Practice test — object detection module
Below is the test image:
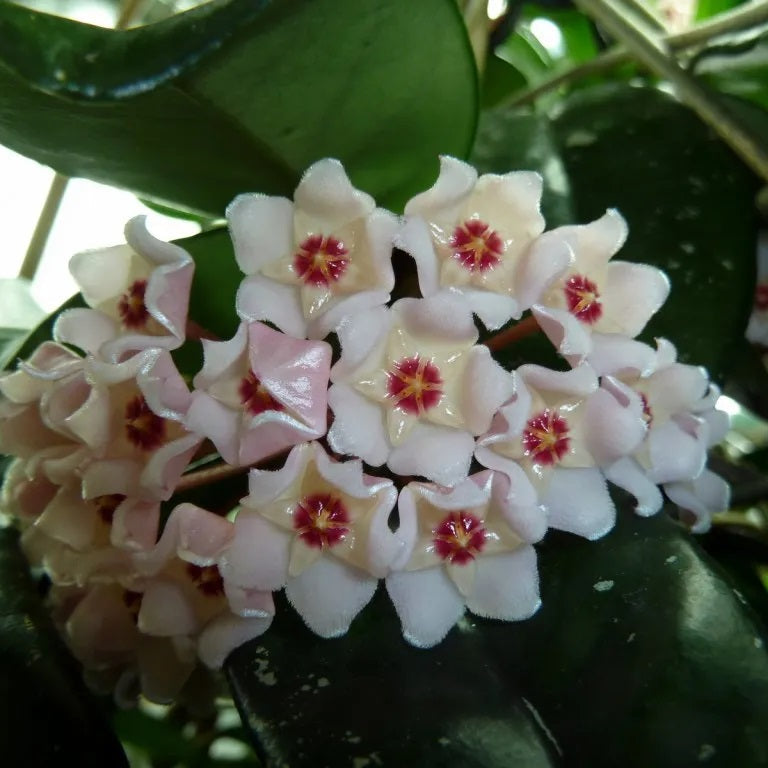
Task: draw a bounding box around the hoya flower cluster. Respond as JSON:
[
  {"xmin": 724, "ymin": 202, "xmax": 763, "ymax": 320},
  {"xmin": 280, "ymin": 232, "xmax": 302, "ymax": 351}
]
[{"xmin": 0, "ymin": 157, "xmax": 729, "ymax": 703}]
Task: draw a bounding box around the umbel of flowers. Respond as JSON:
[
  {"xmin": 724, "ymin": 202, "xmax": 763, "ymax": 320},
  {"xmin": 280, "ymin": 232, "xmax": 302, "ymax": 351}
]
[{"xmin": 0, "ymin": 157, "xmax": 729, "ymax": 704}]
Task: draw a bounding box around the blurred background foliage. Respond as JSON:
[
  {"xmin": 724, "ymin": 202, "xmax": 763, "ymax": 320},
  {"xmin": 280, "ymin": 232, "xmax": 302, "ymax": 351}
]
[{"xmin": 3, "ymin": 0, "xmax": 768, "ymax": 765}]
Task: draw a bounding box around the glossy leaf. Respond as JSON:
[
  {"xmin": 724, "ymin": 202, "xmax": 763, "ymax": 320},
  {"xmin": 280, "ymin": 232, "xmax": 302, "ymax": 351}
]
[
  {"xmin": 225, "ymin": 507, "xmax": 768, "ymax": 767},
  {"xmin": 0, "ymin": 0, "xmax": 477, "ymax": 216},
  {"xmin": 0, "ymin": 528, "xmax": 128, "ymax": 767},
  {"xmin": 551, "ymin": 84, "xmax": 759, "ymax": 381}
]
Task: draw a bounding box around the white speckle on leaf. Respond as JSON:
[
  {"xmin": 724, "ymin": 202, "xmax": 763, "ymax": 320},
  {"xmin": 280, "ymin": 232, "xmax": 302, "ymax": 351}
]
[
  {"xmin": 593, "ymin": 580, "xmax": 614, "ymax": 592},
  {"xmin": 300, "ymin": 684, "xmax": 312, "ymax": 692},
  {"xmin": 522, "ymin": 698, "xmax": 563, "ymax": 756},
  {"xmin": 438, "ymin": 737, "xmax": 451, "ymax": 746},
  {"xmin": 665, "ymin": 555, "xmax": 677, "ymax": 564},
  {"xmin": 317, "ymin": 677, "xmax": 330, "ymax": 687},
  {"xmin": 252, "ymin": 656, "xmax": 277, "ymax": 686},
  {"xmin": 681, "ymin": 242, "xmax": 695, "ymax": 254},
  {"xmin": 627, "ymin": 633, "xmax": 636, "ymax": 643},
  {"xmin": 698, "ymin": 744, "xmax": 716, "ymax": 761},
  {"xmin": 755, "ymin": 637, "xmax": 764, "ymax": 649},
  {"xmin": 733, "ymin": 588, "xmax": 747, "ymax": 605}
]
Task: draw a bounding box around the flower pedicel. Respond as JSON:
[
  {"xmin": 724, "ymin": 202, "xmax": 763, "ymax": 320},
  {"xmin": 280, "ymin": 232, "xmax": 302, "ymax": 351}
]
[{"xmin": 0, "ymin": 157, "xmax": 729, "ymax": 705}]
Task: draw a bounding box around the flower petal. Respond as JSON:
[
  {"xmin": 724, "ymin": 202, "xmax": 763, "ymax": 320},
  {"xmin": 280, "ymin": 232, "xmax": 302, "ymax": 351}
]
[
  {"xmin": 236, "ymin": 275, "xmax": 307, "ymax": 338},
  {"xmin": 327, "ymin": 383, "xmax": 389, "ymax": 466},
  {"xmin": 647, "ymin": 419, "xmax": 706, "ymax": 484},
  {"xmin": 598, "ymin": 261, "xmax": 670, "ymax": 337},
  {"xmin": 227, "ymin": 193, "xmax": 294, "ymax": 274},
  {"xmin": 543, "ymin": 467, "xmax": 615, "ymax": 539},
  {"xmin": 54, "ymin": 309, "xmax": 119, "ymax": 355},
  {"xmin": 514, "ymin": 230, "xmax": 573, "ymax": 310},
  {"xmin": 285, "ymin": 556, "xmax": 378, "ymax": 638},
  {"xmin": 532, "ymin": 304, "xmax": 592, "ymax": 362},
  {"xmin": 138, "ymin": 579, "xmax": 200, "ymax": 636},
  {"xmin": 403, "ymin": 155, "xmax": 477, "ymax": 220},
  {"xmin": 462, "ymin": 346, "xmax": 515, "ymax": 435},
  {"xmin": 603, "ymin": 456, "xmax": 663, "ymax": 517},
  {"xmin": 587, "ymin": 334, "xmax": 657, "ymax": 377},
  {"xmin": 388, "ymin": 422, "xmax": 475, "ymax": 486},
  {"xmin": 198, "ymin": 613, "xmax": 274, "ymax": 669},
  {"xmin": 664, "ymin": 469, "xmax": 730, "ymax": 534},
  {"xmin": 465, "ymin": 546, "xmax": 540, "ymax": 621},
  {"xmin": 386, "ymin": 567, "xmax": 464, "ymax": 648}
]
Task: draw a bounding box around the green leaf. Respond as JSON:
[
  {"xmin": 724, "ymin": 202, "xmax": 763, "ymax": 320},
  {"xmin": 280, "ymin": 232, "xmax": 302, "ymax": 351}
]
[
  {"xmin": 225, "ymin": 507, "xmax": 768, "ymax": 766},
  {"xmin": 495, "ymin": 28, "xmax": 554, "ymax": 85},
  {"xmin": 551, "ymin": 84, "xmax": 759, "ymax": 381},
  {"xmin": 0, "ymin": 528, "xmax": 129, "ymax": 767},
  {"xmin": 0, "ymin": 0, "xmax": 477, "ymax": 216}
]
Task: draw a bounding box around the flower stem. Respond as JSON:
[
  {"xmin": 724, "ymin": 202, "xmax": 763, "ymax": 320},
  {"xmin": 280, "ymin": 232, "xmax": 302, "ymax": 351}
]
[
  {"xmin": 176, "ymin": 462, "xmax": 250, "ymax": 493},
  {"xmin": 484, "ymin": 314, "xmax": 540, "ymax": 351}
]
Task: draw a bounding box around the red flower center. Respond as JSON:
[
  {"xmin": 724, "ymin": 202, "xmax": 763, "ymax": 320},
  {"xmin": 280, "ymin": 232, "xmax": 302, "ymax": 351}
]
[
  {"xmin": 522, "ymin": 409, "xmax": 570, "ymax": 465},
  {"xmin": 639, "ymin": 392, "xmax": 653, "ymax": 428},
  {"xmin": 239, "ymin": 371, "xmax": 284, "ymax": 416},
  {"xmin": 450, "ymin": 220, "xmax": 503, "ymax": 273},
  {"xmin": 94, "ymin": 494, "xmax": 126, "ymax": 524},
  {"xmin": 756, "ymin": 283, "xmax": 768, "ymax": 311},
  {"xmin": 186, "ymin": 564, "xmax": 225, "ymax": 597},
  {"xmin": 433, "ymin": 510, "xmax": 487, "ymax": 565},
  {"xmin": 293, "ymin": 234, "xmax": 349, "ymax": 286},
  {"xmin": 293, "ymin": 493, "xmax": 350, "ymax": 549},
  {"xmin": 386, "ymin": 356, "xmax": 443, "ymax": 415},
  {"xmin": 118, "ymin": 279, "xmax": 150, "ymax": 329},
  {"xmin": 124, "ymin": 395, "xmax": 166, "ymax": 451},
  {"xmin": 564, "ymin": 274, "xmax": 602, "ymax": 324}
]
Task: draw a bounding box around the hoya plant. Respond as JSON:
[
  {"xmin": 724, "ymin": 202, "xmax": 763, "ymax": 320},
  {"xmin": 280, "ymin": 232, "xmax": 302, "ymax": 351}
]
[{"xmin": 1, "ymin": 0, "xmax": 768, "ymax": 766}]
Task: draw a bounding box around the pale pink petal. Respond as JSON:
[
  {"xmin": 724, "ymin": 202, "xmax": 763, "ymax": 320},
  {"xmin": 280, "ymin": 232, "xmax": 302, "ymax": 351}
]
[
  {"xmin": 193, "ymin": 323, "xmax": 248, "ymax": 389},
  {"xmin": 331, "ymin": 306, "xmax": 391, "ymax": 382},
  {"xmin": 126, "ymin": 216, "xmax": 194, "ymax": 341},
  {"xmin": 53, "ymin": 309, "xmax": 119, "ymax": 355},
  {"xmin": 470, "ymin": 171, "xmax": 544, "ymax": 238},
  {"xmin": 397, "ymin": 216, "xmax": 440, "ymax": 297},
  {"xmin": 245, "ymin": 442, "xmax": 311, "ymax": 506},
  {"xmin": 403, "ymin": 155, "xmax": 477, "ymax": 220},
  {"xmin": 647, "ymin": 363, "xmax": 709, "ymax": 416},
  {"xmin": 702, "ymin": 407, "xmax": 729, "ymax": 447},
  {"xmin": 543, "ymin": 467, "xmax": 615, "ymax": 539},
  {"xmin": 556, "ymin": 209, "xmax": 628, "ymax": 274},
  {"xmin": 137, "ymin": 636, "xmax": 196, "ymax": 704},
  {"xmin": 66, "ymin": 585, "xmax": 138, "ymax": 665},
  {"xmin": 226, "ymin": 194, "xmax": 294, "ymax": 274},
  {"xmin": 185, "ymin": 392, "xmax": 241, "ymax": 465},
  {"xmin": 386, "ymin": 567, "xmax": 465, "ymax": 648},
  {"xmin": 294, "ymin": 158, "xmax": 375, "ymax": 227},
  {"xmin": 223, "ymin": 582, "xmax": 275, "ymax": 617},
  {"xmin": 236, "ymin": 275, "xmax": 306, "ymax": 338},
  {"xmin": 466, "ymin": 547, "xmax": 540, "ymax": 620},
  {"xmin": 647, "ymin": 419, "xmax": 706, "ymax": 484},
  {"xmin": 460, "ymin": 289, "xmax": 520, "ymax": 331},
  {"xmin": 111, "ymin": 499, "xmax": 161, "ymax": 551},
  {"xmin": 519, "ymin": 362, "xmax": 598, "ymax": 397},
  {"xmin": 136, "ymin": 503, "xmax": 234, "ymax": 574},
  {"xmin": 597, "ymin": 261, "xmax": 670, "ymax": 337},
  {"xmin": 81, "ymin": 460, "xmax": 141, "ymax": 500},
  {"xmin": 587, "ymin": 334, "xmax": 657, "ymax": 377},
  {"xmin": 309, "ymin": 289, "xmax": 392, "ymax": 340},
  {"xmin": 0, "ymin": 404, "xmax": 67, "ymax": 458},
  {"xmin": 139, "ymin": 579, "xmax": 200, "ymax": 636},
  {"xmin": 237, "ymin": 416, "xmax": 321, "ymax": 467},
  {"xmin": 532, "ymin": 304, "xmax": 592, "ymax": 362},
  {"xmin": 514, "ymin": 230, "xmax": 574, "ymax": 310},
  {"xmin": 479, "ymin": 371, "xmax": 532, "ymax": 442},
  {"xmin": 198, "ymin": 613, "xmax": 273, "ymax": 669},
  {"xmin": 388, "ymin": 422, "xmax": 475, "ymax": 486},
  {"xmin": 140, "ymin": 433, "xmax": 203, "ymax": 501},
  {"xmin": 137, "ymin": 349, "xmax": 193, "ymax": 421},
  {"xmin": 35, "ymin": 484, "xmax": 97, "ymax": 551},
  {"xmin": 68, "ymin": 243, "xmax": 132, "ymax": 303},
  {"xmin": 365, "ymin": 208, "xmax": 398, "ymax": 293},
  {"xmin": 396, "ymin": 293, "xmax": 477, "ymax": 345},
  {"xmin": 41, "ymin": 373, "xmax": 108, "ymax": 450},
  {"xmin": 248, "ymin": 322, "xmax": 331, "ymax": 434},
  {"xmin": 483, "ymin": 455, "xmax": 546, "ymax": 543},
  {"xmin": 327, "ymin": 383, "xmax": 389, "ymax": 466},
  {"xmin": 664, "ymin": 469, "xmax": 730, "ymax": 534},
  {"xmin": 219, "ymin": 513, "xmax": 291, "ymax": 591},
  {"xmin": 584, "ymin": 377, "xmax": 647, "ymax": 465},
  {"xmin": 285, "ymin": 556, "xmax": 378, "ymax": 638},
  {"xmin": 462, "ymin": 346, "xmax": 515, "ymax": 435},
  {"xmin": 603, "ymin": 456, "xmax": 663, "ymax": 517}
]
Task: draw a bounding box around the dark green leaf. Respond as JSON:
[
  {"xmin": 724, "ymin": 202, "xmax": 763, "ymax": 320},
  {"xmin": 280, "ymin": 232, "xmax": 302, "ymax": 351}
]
[
  {"xmin": 0, "ymin": 0, "xmax": 477, "ymax": 216},
  {"xmin": 0, "ymin": 527, "xmax": 128, "ymax": 767},
  {"xmin": 552, "ymin": 84, "xmax": 759, "ymax": 381},
  {"xmin": 225, "ymin": 507, "xmax": 768, "ymax": 767}
]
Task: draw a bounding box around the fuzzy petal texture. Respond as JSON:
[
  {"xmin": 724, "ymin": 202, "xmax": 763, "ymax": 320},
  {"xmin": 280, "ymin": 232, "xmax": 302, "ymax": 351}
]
[
  {"xmin": 465, "ymin": 547, "xmax": 540, "ymax": 621},
  {"xmin": 543, "ymin": 467, "xmax": 616, "ymax": 539},
  {"xmin": 198, "ymin": 613, "xmax": 274, "ymax": 669},
  {"xmin": 664, "ymin": 469, "xmax": 730, "ymax": 534},
  {"xmin": 604, "ymin": 456, "xmax": 664, "ymax": 517},
  {"xmin": 386, "ymin": 567, "xmax": 466, "ymax": 648},
  {"xmin": 286, "ymin": 556, "xmax": 378, "ymax": 638}
]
